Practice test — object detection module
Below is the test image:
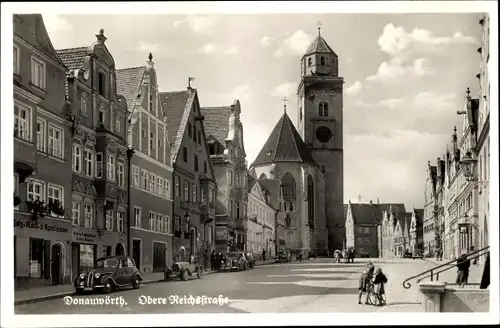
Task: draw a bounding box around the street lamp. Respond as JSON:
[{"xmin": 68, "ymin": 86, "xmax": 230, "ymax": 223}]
[{"xmin": 460, "ymin": 150, "xmax": 489, "ymax": 186}]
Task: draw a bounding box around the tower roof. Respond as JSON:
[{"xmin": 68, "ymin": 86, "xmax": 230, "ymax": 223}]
[
  {"xmin": 303, "ymin": 35, "xmax": 337, "ymax": 57},
  {"xmin": 251, "ymin": 112, "xmax": 316, "ymax": 167}
]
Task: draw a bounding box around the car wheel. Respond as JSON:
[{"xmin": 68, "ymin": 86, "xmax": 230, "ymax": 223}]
[
  {"xmin": 132, "ymin": 276, "xmax": 141, "ymax": 289},
  {"xmin": 104, "ymin": 280, "xmax": 114, "ymax": 294},
  {"xmin": 197, "ymin": 267, "xmax": 202, "ymax": 279},
  {"xmin": 180, "ymin": 269, "xmax": 189, "ymax": 281},
  {"xmin": 75, "ymin": 288, "xmax": 84, "ymax": 295}
]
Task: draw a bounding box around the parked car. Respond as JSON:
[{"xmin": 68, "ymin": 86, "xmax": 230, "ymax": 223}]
[
  {"xmin": 412, "ymin": 249, "xmax": 424, "ymax": 259},
  {"xmin": 221, "ymin": 252, "xmax": 248, "ymax": 272},
  {"xmin": 164, "ymin": 255, "xmax": 203, "ymax": 281},
  {"xmin": 275, "ymin": 250, "xmax": 290, "ymax": 263},
  {"xmin": 403, "ymin": 251, "xmax": 413, "ymax": 258},
  {"xmin": 246, "ymin": 252, "xmax": 256, "ymax": 268},
  {"xmin": 74, "ymin": 256, "xmax": 142, "ymax": 294}
]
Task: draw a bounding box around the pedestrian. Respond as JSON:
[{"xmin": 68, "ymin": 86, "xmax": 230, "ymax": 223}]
[
  {"xmin": 372, "ymin": 268, "xmax": 388, "ymax": 306},
  {"xmin": 210, "ymin": 250, "xmax": 216, "ymax": 270},
  {"xmin": 262, "ymin": 249, "xmax": 266, "ymax": 261},
  {"xmin": 456, "ymin": 252, "xmax": 471, "ymax": 287},
  {"xmin": 358, "ymin": 262, "xmax": 375, "ymax": 305}
]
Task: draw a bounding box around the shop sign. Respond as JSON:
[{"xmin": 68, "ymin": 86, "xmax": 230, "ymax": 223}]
[
  {"xmin": 73, "ymin": 229, "xmax": 98, "ymax": 243},
  {"xmin": 14, "ymin": 219, "xmax": 69, "ymax": 233}
]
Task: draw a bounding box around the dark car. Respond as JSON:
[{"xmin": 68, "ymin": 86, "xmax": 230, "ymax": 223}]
[
  {"xmin": 246, "ymin": 252, "xmax": 256, "ymax": 268},
  {"xmin": 412, "ymin": 249, "xmax": 424, "ymax": 259},
  {"xmin": 221, "ymin": 252, "xmax": 248, "ymax": 272},
  {"xmin": 74, "ymin": 256, "xmax": 142, "ymax": 294},
  {"xmin": 403, "ymin": 251, "xmax": 413, "ymax": 258},
  {"xmin": 275, "ymin": 250, "xmax": 290, "ymax": 263}
]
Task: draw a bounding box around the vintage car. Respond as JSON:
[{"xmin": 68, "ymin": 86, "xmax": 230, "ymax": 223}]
[
  {"xmin": 275, "ymin": 250, "xmax": 290, "ymax": 263},
  {"xmin": 246, "ymin": 252, "xmax": 256, "ymax": 268},
  {"xmin": 164, "ymin": 255, "xmax": 203, "ymax": 281},
  {"xmin": 220, "ymin": 252, "xmax": 248, "ymax": 272},
  {"xmin": 74, "ymin": 256, "xmax": 142, "ymax": 294},
  {"xmin": 403, "ymin": 251, "xmax": 413, "ymax": 258},
  {"xmin": 412, "ymin": 249, "xmax": 424, "ymax": 259}
]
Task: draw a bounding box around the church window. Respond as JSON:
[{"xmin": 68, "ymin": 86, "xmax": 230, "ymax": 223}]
[
  {"xmin": 319, "ymin": 102, "xmax": 329, "ymax": 117},
  {"xmin": 281, "ymin": 173, "xmax": 296, "ymax": 200},
  {"xmin": 320, "ymin": 57, "xmax": 325, "ymax": 65},
  {"xmin": 308, "ymin": 57, "xmax": 312, "ymax": 67}
]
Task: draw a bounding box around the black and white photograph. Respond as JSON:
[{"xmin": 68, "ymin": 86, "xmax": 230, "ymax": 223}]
[{"xmin": 1, "ymin": 1, "xmax": 498, "ymax": 327}]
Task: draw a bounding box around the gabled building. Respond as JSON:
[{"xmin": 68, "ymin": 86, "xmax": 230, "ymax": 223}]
[
  {"xmin": 56, "ymin": 29, "xmax": 129, "ymax": 278},
  {"xmin": 201, "ymin": 100, "xmax": 248, "ymax": 253},
  {"xmin": 344, "ymin": 201, "xmax": 381, "ymax": 258},
  {"xmin": 378, "ymin": 204, "xmax": 407, "ymax": 258},
  {"xmin": 393, "ymin": 212, "xmax": 412, "ymax": 257},
  {"xmin": 409, "ymin": 208, "xmax": 424, "ymax": 254},
  {"xmin": 247, "ymin": 179, "xmax": 277, "ymax": 258},
  {"xmin": 423, "ymin": 162, "xmax": 438, "ymax": 256},
  {"xmin": 14, "ymin": 14, "xmax": 73, "ymax": 288},
  {"xmin": 116, "ymin": 53, "xmax": 174, "ymax": 273},
  {"xmin": 159, "ymin": 87, "xmax": 216, "ymax": 261}
]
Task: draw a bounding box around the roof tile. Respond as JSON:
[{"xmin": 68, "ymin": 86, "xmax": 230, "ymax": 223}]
[
  {"xmin": 116, "ymin": 66, "xmax": 146, "ymax": 112},
  {"xmin": 201, "ymin": 106, "xmax": 233, "ymax": 145},
  {"xmin": 55, "ymin": 47, "xmax": 88, "ymax": 71},
  {"xmin": 304, "ymin": 35, "xmax": 336, "ymax": 57}
]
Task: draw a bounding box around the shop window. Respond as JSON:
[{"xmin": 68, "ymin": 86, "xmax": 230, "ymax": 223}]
[
  {"xmin": 79, "ymin": 244, "xmax": 95, "ymax": 275},
  {"xmin": 29, "ymin": 238, "xmax": 45, "ymax": 279}
]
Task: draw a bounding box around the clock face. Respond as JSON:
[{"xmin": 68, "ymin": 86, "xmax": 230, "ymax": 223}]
[{"xmin": 316, "ymin": 126, "xmax": 332, "ymax": 143}]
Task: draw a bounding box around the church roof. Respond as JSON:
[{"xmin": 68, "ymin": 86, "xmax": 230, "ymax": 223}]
[
  {"xmin": 303, "ymin": 35, "xmax": 337, "ymax": 57},
  {"xmin": 201, "ymin": 105, "xmax": 233, "ymax": 145},
  {"xmin": 251, "ymin": 112, "xmax": 316, "ymax": 167}
]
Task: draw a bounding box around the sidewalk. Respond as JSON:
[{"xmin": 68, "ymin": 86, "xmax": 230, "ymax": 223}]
[{"xmin": 15, "ymin": 260, "xmax": 276, "ymax": 305}]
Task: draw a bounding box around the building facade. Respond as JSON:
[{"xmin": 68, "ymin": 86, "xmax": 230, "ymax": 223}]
[
  {"xmin": 378, "ymin": 204, "xmax": 407, "ymax": 258},
  {"xmin": 201, "ymin": 101, "xmax": 248, "ymax": 253},
  {"xmin": 118, "ymin": 54, "xmax": 174, "ymax": 273},
  {"xmin": 475, "ymin": 15, "xmax": 490, "ymax": 261},
  {"xmin": 57, "ymin": 29, "xmax": 130, "ymax": 279},
  {"xmin": 160, "ymin": 87, "xmax": 216, "ymax": 262},
  {"xmin": 423, "ymin": 162, "xmax": 437, "ymax": 256},
  {"xmin": 344, "ymin": 201, "xmax": 380, "ymax": 258},
  {"xmin": 393, "ymin": 213, "xmax": 412, "ymax": 257},
  {"xmin": 247, "ymin": 179, "xmax": 276, "ymax": 258},
  {"xmin": 14, "ymin": 14, "xmax": 73, "ymax": 288},
  {"xmin": 409, "ymin": 208, "xmax": 424, "ymax": 254}
]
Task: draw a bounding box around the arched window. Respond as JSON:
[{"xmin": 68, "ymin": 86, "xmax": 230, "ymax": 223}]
[
  {"xmin": 281, "ymin": 173, "xmax": 296, "ymax": 200},
  {"xmin": 308, "ymin": 57, "xmax": 312, "ymax": 67},
  {"xmin": 320, "ymin": 57, "xmax": 325, "ymax": 65},
  {"xmin": 259, "ymin": 173, "xmax": 267, "ymax": 180},
  {"xmin": 319, "ymin": 102, "xmax": 328, "ymax": 116},
  {"xmin": 307, "ymin": 175, "xmax": 314, "ymax": 230}
]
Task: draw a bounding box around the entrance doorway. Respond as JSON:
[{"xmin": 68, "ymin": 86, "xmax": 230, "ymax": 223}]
[
  {"xmin": 153, "ymin": 242, "xmax": 166, "ymax": 272},
  {"xmin": 115, "ymin": 243, "xmax": 125, "ymax": 256},
  {"xmin": 51, "ymin": 244, "xmax": 62, "ymax": 285},
  {"xmin": 133, "ymin": 239, "xmax": 141, "ymax": 272}
]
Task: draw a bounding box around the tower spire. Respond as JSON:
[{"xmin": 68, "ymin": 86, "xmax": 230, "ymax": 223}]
[
  {"xmin": 281, "ymin": 96, "xmax": 288, "ymax": 114},
  {"xmin": 317, "ymin": 21, "xmax": 322, "ymax": 36}
]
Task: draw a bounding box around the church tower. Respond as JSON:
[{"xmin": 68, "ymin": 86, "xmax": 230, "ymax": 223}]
[{"xmin": 297, "ymin": 23, "xmax": 344, "ymax": 251}]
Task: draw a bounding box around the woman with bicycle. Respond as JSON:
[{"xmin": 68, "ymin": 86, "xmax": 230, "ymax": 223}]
[
  {"xmin": 358, "ymin": 262, "xmax": 375, "ymax": 304},
  {"xmin": 372, "ymin": 267, "xmax": 388, "ymax": 306}
]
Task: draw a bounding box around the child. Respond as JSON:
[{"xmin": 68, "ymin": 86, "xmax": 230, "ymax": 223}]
[
  {"xmin": 358, "ymin": 262, "xmax": 375, "ymax": 304},
  {"xmin": 372, "ymin": 268, "xmax": 388, "ymax": 306}
]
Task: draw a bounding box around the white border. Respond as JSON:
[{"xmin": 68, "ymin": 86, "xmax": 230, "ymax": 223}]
[{"xmin": 1, "ymin": 1, "xmax": 498, "ymax": 327}]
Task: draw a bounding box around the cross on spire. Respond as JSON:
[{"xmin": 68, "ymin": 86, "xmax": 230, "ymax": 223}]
[
  {"xmin": 317, "ymin": 21, "xmax": 322, "ymax": 36},
  {"xmin": 281, "ymin": 96, "xmax": 289, "ymax": 113}
]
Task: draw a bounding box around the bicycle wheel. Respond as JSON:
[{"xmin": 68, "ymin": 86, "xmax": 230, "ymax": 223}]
[{"xmin": 367, "ymin": 285, "xmax": 378, "ymax": 305}]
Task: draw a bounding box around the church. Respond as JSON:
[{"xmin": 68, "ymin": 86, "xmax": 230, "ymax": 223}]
[{"xmin": 249, "ymin": 27, "xmax": 344, "ymax": 255}]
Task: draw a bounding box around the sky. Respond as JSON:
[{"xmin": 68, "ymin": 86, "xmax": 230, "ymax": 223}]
[{"xmin": 43, "ymin": 12, "xmax": 484, "ymax": 210}]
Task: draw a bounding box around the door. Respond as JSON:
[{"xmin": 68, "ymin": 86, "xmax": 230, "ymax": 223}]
[
  {"xmin": 51, "ymin": 244, "xmax": 61, "ymax": 285},
  {"xmin": 115, "ymin": 243, "xmax": 125, "ymax": 256},
  {"xmin": 132, "ymin": 240, "xmax": 141, "ymax": 272}
]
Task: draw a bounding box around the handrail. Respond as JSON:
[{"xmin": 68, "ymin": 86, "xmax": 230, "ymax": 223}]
[{"xmin": 402, "ymin": 245, "xmax": 489, "ymax": 289}]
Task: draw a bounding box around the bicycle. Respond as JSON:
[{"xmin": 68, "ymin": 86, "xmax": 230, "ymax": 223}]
[{"xmin": 367, "ymin": 282, "xmax": 387, "ymax": 306}]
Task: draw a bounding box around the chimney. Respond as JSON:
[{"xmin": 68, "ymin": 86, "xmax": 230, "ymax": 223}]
[
  {"xmin": 95, "ymin": 29, "xmax": 107, "ymax": 45},
  {"xmin": 377, "ymin": 197, "xmax": 380, "ymax": 205},
  {"xmin": 369, "ymin": 200, "xmax": 373, "ymax": 205}
]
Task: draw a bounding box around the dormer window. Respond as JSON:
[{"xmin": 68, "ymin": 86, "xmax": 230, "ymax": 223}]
[
  {"xmin": 98, "ymin": 72, "xmax": 105, "ymax": 95},
  {"xmin": 319, "ymin": 102, "xmax": 328, "ymax": 117},
  {"xmin": 320, "ymin": 57, "xmax": 325, "ymax": 66},
  {"xmin": 308, "ymin": 58, "xmax": 312, "ymax": 67}
]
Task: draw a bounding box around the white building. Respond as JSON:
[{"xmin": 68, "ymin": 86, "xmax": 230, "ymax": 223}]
[{"xmin": 247, "ymin": 179, "xmax": 276, "ymax": 258}]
